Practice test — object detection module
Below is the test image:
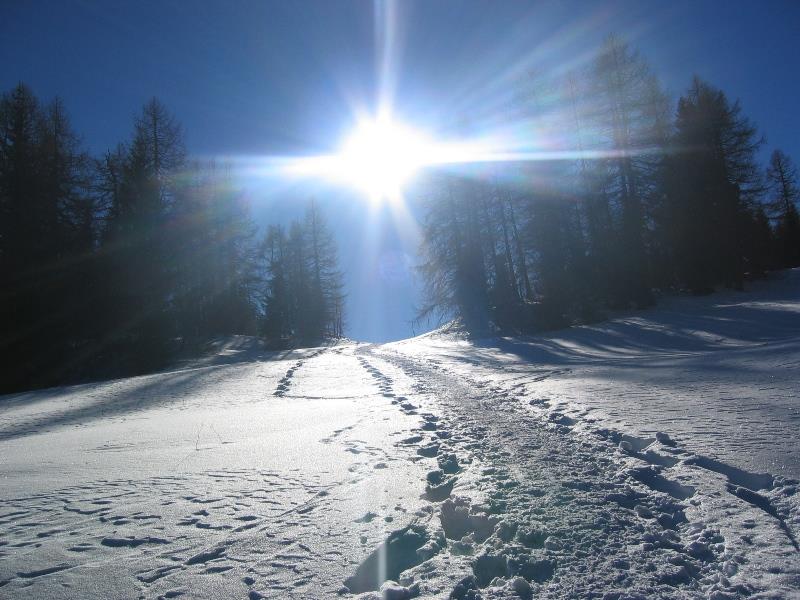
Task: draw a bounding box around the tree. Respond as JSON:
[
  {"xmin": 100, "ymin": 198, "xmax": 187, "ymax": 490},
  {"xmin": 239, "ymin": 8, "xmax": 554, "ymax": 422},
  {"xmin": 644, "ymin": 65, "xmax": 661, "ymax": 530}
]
[
  {"xmin": 766, "ymin": 149, "xmax": 800, "ymax": 267},
  {"xmin": 669, "ymin": 77, "xmax": 763, "ymax": 292},
  {"xmin": 169, "ymin": 162, "xmax": 259, "ymax": 343},
  {"xmin": 512, "ymin": 71, "xmax": 587, "ymax": 328},
  {"xmin": 260, "ymin": 201, "xmax": 345, "ymax": 346},
  {"xmin": 745, "ymin": 205, "xmax": 775, "ymax": 276},
  {"xmin": 0, "ymin": 84, "xmax": 96, "ymax": 390},
  {"xmin": 0, "ymin": 84, "xmax": 343, "ymax": 385},
  {"xmin": 416, "ymin": 172, "xmax": 491, "ymax": 332},
  {"xmin": 262, "ymin": 225, "xmax": 291, "ymax": 342},
  {"xmin": 0, "ymin": 84, "xmax": 43, "ymax": 333},
  {"xmin": 586, "ymin": 36, "xmax": 669, "ymax": 307},
  {"xmin": 304, "ymin": 199, "xmax": 345, "ymax": 339},
  {"xmin": 100, "ymin": 98, "xmax": 186, "ymax": 368}
]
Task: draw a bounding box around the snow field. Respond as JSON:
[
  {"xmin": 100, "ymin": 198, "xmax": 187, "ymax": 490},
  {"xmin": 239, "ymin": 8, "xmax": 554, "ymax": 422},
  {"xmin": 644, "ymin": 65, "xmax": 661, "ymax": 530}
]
[{"xmin": 2, "ymin": 270, "xmax": 800, "ymax": 598}]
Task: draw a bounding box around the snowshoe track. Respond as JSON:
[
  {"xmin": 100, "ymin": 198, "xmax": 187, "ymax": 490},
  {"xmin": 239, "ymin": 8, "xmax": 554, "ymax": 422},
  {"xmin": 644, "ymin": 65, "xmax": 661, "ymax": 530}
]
[{"xmin": 357, "ymin": 345, "xmax": 800, "ymax": 599}]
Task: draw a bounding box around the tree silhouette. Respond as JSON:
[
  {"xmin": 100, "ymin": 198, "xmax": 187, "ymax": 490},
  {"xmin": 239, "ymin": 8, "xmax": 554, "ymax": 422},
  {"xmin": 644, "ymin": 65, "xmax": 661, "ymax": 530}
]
[
  {"xmin": 766, "ymin": 149, "xmax": 800, "ymax": 267},
  {"xmin": 416, "ymin": 40, "xmax": 783, "ymax": 335},
  {"xmin": 1, "ymin": 33, "xmax": 795, "ymax": 391},
  {"xmin": 260, "ymin": 201, "xmax": 345, "ymax": 347},
  {"xmin": 0, "ymin": 84, "xmax": 97, "ymax": 390},
  {"xmin": 669, "ymin": 77, "xmax": 764, "ymax": 292}
]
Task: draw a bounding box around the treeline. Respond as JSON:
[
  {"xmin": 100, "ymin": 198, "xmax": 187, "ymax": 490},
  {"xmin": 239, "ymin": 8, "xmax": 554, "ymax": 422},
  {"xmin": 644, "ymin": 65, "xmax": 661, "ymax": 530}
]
[
  {"xmin": 262, "ymin": 202, "xmax": 345, "ymax": 344},
  {"xmin": 417, "ymin": 36, "xmax": 800, "ymax": 332},
  {"xmin": 0, "ymin": 84, "xmax": 343, "ymax": 393}
]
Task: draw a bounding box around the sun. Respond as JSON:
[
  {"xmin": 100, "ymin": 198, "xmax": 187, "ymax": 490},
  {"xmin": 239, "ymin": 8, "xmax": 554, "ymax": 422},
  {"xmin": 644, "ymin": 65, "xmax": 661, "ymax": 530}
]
[
  {"xmin": 280, "ymin": 116, "xmax": 479, "ymax": 200},
  {"xmin": 335, "ymin": 117, "xmax": 430, "ymax": 201}
]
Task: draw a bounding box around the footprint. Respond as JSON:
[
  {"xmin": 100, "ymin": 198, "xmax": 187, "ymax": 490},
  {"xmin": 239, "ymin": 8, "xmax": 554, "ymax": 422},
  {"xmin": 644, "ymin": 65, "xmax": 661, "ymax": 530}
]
[
  {"xmin": 344, "ymin": 525, "xmax": 431, "ymax": 593},
  {"xmin": 417, "ymin": 444, "xmax": 440, "ymax": 458},
  {"xmin": 425, "ymin": 477, "xmax": 456, "ymax": 502}
]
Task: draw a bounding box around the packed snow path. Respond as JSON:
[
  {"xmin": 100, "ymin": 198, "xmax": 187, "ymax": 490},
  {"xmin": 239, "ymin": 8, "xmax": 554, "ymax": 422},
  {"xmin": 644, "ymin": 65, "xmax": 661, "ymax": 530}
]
[
  {"xmin": 391, "ymin": 269, "xmax": 800, "ymax": 482},
  {"xmin": 1, "ymin": 272, "xmax": 799, "ymax": 598},
  {"xmin": 361, "ymin": 346, "xmax": 800, "ymax": 598}
]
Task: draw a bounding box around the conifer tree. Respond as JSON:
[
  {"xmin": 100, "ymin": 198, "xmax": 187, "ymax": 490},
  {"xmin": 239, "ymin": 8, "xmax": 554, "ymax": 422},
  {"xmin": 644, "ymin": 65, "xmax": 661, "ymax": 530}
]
[
  {"xmin": 101, "ymin": 98, "xmax": 186, "ymax": 367},
  {"xmin": 766, "ymin": 149, "xmax": 800, "ymax": 267},
  {"xmin": 262, "ymin": 225, "xmax": 291, "ymax": 343},
  {"xmin": 670, "ymin": 78, "xmax": 763, "ymax": 292},
  {"xmin": 587, "ymin": 36, "xmax": 669, "ymax": 307},
  {"xmin": 260, "ymin": 202, "xmax": 344, "ymax": 345},
  {"xmin": 0, "ymin": 84, "xmax": 96, "ymax": 389},
  {"xmin": 304, "ymin": 199, "xmax": 345, "ymax": 339}
]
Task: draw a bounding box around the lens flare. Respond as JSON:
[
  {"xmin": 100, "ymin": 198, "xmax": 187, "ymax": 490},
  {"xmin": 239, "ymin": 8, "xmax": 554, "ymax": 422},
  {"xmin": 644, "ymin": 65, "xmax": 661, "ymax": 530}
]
[
  {"xmin": 280, "ymin": 117, "xmax": 493, "ymax": 202},
  {"xmin": 335, "ymin": 118, "xmax": 431, "ymax": 201}
]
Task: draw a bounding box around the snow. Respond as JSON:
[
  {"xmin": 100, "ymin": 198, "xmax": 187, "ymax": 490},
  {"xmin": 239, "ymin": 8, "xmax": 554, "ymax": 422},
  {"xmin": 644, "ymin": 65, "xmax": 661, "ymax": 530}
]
[
  {"xmin": 390, "ymin": 269, "xmax": 800, "ymax": 481},
  {"xmin": 0, "ymin": 348, "xmax": 430, "ymax": 597},
  {"xmin": 1, "ymin": 271, "xmax": 800, "ymax": 598}
]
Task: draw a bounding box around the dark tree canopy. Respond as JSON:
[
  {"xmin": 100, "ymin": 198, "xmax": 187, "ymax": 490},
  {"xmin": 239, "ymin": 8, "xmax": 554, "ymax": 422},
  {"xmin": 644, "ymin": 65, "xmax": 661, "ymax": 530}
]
[
  {"xmin": 766, "ymin": 149, "xmax": 800, "ymax": 268},
  {"xmin": 0, "ymin": 86, "xmax": 344, "ymax": 393},
  {"xmin": 415, "ymin": 39, "xmax": 792, "ymax": 334},
  {"xmin": 261, "ymin": 200, "xmax": 344, "ymax": 346}
]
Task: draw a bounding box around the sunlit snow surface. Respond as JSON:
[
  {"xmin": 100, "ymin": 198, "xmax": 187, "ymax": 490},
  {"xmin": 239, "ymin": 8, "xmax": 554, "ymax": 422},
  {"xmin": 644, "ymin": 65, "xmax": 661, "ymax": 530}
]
[
  {"xmin": 390, "ymin": 269, "xmax": 800, "ymax": 481},
  {"xmin": 0, "ymin": 347, "xmax": 430, "ymax": 598},
  {"xmin": 1, "ymin": 272, "xmax": 800, "ymax": 598}
]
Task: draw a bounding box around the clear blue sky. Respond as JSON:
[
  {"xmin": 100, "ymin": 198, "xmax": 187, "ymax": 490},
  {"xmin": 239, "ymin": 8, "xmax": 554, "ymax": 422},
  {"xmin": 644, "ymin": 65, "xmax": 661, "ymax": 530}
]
[{"xmin": 3, "ymin": 0, "xmax": 799, "ymax": 341}]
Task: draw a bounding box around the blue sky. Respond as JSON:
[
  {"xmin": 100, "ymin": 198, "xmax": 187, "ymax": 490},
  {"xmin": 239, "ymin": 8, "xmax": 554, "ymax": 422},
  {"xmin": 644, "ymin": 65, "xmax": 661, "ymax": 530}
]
[{"xmin": 3, "ymin": 0, "xmax": 799, "ymax": 341}]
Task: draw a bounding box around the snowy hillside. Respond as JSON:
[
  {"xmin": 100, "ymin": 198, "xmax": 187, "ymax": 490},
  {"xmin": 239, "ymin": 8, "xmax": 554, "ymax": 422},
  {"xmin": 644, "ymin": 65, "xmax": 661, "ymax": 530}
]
[{"xmin": 1, "ymin": 272, "xmax": 799, "ymax": 598}]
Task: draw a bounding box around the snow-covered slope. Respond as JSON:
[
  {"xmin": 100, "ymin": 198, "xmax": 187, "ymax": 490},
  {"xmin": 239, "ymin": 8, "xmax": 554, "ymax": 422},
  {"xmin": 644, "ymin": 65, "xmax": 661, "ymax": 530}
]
[
  {"xmin": 0, "ymin": 348, "xmax": 432, "ymax": 598},
  {"xmin": 1, "ymin": 271, "xmax": 799, "ymax": 598},
  {"xmin": 391, "ymin": 269, "xmax": 800, "ymax": 481}
]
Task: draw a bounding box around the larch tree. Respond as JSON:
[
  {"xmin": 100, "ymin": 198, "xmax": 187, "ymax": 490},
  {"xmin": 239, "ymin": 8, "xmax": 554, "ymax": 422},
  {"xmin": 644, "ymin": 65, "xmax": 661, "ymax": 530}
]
[
  {"xmin": 259, "ymin": 202, "xmax": 345, "ymax": 345},
  {"xmin": 670, "ymin": 78, "xmax": 763, "ymax": 292},
  {"xmin": 101, "ymin": 98, "xmax": 186, "ymax": 367},
  {"xmin": 766, "ymin": 149, "xmax": 800, "ymax": 267},
  {"xmin": 0, "ymin": 84, "xmax": 95, "ymax": 389},
  {"xmin": 587, "ymin": 36, "xmax": 669, "ymax": 308}
]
